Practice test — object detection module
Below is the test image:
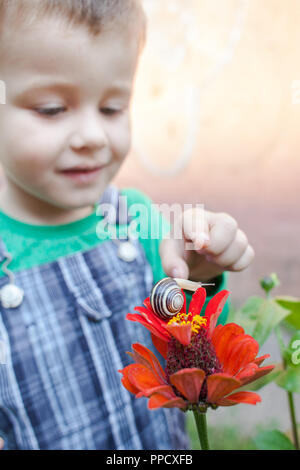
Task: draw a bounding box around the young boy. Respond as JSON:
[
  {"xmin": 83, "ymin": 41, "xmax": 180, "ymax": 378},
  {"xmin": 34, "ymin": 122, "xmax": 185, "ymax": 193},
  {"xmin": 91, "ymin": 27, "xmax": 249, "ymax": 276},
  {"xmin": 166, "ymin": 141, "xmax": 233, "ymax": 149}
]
[{"xmin": 0, "ymin": 0, "xmax": 254, "ymax": 450}]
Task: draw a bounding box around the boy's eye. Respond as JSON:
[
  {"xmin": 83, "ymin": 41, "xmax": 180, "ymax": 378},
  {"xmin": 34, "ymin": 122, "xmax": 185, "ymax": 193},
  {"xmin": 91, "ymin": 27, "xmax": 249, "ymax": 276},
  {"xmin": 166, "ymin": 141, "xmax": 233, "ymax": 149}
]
[
  {"xmin": 100, "ymin": 107, "xmax": 121, "ymax": 116},
  {"xmin": 34, "ymin": 106, "xmax": 123, "ymax": 117},
  {"xmin": 35, "ymin": 107, "xmax": 66, "ymax": 116}
]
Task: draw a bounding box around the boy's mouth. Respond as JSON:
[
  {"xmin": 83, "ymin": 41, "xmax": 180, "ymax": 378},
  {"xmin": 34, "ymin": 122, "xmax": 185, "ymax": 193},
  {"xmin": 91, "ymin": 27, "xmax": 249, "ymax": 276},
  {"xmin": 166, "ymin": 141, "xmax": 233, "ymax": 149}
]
[{"xmin": 59, "ymin": 165, "xmax": 103, "ymax": 184}]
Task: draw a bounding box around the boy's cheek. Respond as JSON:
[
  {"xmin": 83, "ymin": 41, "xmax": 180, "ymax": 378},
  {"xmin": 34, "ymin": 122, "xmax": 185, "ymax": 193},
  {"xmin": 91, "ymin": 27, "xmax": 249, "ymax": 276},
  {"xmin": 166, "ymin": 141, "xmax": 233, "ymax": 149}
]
[
  {"xmin": 1, "ymin": 125, "xmax": 58, "ymax": 172},
  {"xmin": 110, "ymin": 114, "xmax": 132, "ymax": 159},
  {"xmin": 1, "ymin": 144, "xmax": 50, "ymax": 182}
]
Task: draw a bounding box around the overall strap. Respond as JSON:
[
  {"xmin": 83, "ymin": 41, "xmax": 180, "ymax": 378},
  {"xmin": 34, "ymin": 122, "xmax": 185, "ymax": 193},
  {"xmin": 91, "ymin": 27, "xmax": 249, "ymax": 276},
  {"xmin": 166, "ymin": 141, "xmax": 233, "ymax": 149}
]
[
  {"xmin": 0, "ymin": 240, "xmax": 8, "ymax": 264},
  {"xmin": 0, "ymin": 240, "xmax": 15, "ymax": 286}
]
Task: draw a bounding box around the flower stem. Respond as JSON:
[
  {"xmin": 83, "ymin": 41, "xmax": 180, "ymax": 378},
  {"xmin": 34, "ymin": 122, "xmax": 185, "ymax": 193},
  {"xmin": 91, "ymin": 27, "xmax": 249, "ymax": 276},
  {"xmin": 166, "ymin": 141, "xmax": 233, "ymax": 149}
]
[
  {"xmin": 287, "ymin": 390, "xmax": 299, "ymax": 450},
  {"xmin": 275, "ymin": 325, "xmax": 299, "ymax": 450},
  {"xmin": 193, "ymin": 410, "xmax": 210, "ymax": 450}
]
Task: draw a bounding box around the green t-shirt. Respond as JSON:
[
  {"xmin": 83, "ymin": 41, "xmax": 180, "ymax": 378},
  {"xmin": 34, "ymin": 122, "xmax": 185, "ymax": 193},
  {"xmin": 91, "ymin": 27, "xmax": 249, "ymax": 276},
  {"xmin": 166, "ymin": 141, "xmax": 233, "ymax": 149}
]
[{"xmin": 0, "ymin": 187, "xmax": 229, "ymax": 323}]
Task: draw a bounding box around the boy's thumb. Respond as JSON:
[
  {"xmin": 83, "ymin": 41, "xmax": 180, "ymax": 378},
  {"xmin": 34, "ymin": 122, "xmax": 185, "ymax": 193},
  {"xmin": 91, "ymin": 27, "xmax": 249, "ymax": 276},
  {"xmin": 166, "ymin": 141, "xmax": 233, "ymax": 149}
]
[{"xmin": 159, "ymin": 239, "xmax": 189, "ymax": 280}]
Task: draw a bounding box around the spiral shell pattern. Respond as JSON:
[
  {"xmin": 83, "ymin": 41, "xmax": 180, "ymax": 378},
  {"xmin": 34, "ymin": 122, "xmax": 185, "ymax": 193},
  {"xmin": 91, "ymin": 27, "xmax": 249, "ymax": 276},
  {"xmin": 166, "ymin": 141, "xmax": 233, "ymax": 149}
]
[{"xmin": 150, "ymin": 278, "xmax": 184, "ymax": 320}]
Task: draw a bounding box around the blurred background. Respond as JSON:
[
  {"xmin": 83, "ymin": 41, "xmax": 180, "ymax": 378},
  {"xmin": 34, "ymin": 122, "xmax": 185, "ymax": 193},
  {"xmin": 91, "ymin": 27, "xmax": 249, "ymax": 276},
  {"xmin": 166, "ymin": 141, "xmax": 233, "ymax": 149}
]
[
  {"xmin": 114, "ymin": 0, "xmax": 300, "ymax": 446},
  {"xmin": 114, "ymin": 0, "xmax": 299, "ymax": 305}
]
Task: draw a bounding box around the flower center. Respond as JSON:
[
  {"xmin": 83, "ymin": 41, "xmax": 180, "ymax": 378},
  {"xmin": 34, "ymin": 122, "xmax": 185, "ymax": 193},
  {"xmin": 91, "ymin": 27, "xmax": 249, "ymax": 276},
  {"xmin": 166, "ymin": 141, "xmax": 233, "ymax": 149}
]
[
  {"xmin": 166, "ymin": 328, "xmax": 223, "ymax": 402},
  {"xmin": 167, "ymin": 312, "xmax": 207, "ymax": 334}
]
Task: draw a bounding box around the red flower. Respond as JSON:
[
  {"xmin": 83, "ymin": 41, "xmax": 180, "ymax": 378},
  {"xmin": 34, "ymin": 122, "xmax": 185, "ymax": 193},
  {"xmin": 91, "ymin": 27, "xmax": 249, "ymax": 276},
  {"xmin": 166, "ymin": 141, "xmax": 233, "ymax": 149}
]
[
  {"xmin": 126, "ymin": 288, "xmax": 229, "ymax": 344},
  {"xmin": 120, "ymin": 287, "xmax": 274, "ymax": 411}
]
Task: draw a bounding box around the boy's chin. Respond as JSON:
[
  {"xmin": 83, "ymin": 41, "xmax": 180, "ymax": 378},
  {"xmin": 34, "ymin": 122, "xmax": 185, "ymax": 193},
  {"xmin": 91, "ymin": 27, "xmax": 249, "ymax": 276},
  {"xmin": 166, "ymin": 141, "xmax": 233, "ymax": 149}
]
[
  {"xmin": 56, "ymin": 199, "xmax": 98, "ymax": 212},
  {"xmin": 56, "ymin": 188, "xmax": 106, "ymax": 210}
]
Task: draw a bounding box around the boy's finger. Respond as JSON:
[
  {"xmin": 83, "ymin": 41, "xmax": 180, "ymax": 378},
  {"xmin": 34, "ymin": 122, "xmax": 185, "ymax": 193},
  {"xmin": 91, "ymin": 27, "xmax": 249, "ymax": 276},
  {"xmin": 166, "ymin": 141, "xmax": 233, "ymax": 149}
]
[
  {"xmin": 206, "ymin": 229, "xmax": 249, "ymax": 267},
  {"xmin": 204, "ymin": 211, "xmax": 238, "ymax": 256},
  {"xmin": 0, "ymin": 437, "xmax": 4, "ymax": 450},
  {"xmin": 159, "ymin": 239, "xmax": 189, "ymax": 279},
  {"xmin": 180, "ymin": 208, "xmax": 210, "ymax": 251},
  {"xmin": 227, "ymin": 245, "xmax": 255, "ymax": 271}
]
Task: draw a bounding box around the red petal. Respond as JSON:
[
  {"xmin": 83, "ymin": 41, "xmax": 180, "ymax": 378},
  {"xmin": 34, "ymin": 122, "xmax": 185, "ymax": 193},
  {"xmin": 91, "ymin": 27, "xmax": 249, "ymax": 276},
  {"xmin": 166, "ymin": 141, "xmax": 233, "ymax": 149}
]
[
  {"xmin": 131, "ymin": 343, "xmax": 166, "ymax": 384},
  {"xmin": 205, "ymin": 290, "xmax": 230, "ymax": 337},
  {"xmin": 119, "ymin": 365, "xmax": 141, "ymax": 395},
  {"xmin": 127, "ymin": 364, "xmax": 161, "ymax": 393},
  {"xmin": 254, "ymin": 354, "xmax": 270, "ymax": 366},
  {"xmin": 189, "ymin": 287, "xmax": 206, "ymax": 318},
  {"xmin": 164, "ymin": 322, "xmax": 192, "ymax": 346},
  {"xmin": 235, "ymin": 363, "xmax": 258, "ymax": 382},
  {"xmin": 133, "ymin": 304, "xmax": 169, "ymax": 330},
  {"xmin": 143, "ymin": 297, "xmax": 153, "ymax": 311},
  {"xmin": 148, "ymin": 394, "xmax": 187, "ymax": 410},
  {"xmin": 222, "ymin": 335, "xmax": 259, "ymax": 375},
  {"xmin": 126, "ymin": 313, "xmax": 170, "ymax": 342},
  {"xmin": 147, "ymin": 385, "xmax": 177, "ymax": 399},
  {"xmin": 216, "ymin": 391, "xmax": 261, "ymax": 406},
  {"xmin": 136, "ymin": 384, "xmax": 174, "ymax": 398},
  {"xmin": 206, "ymin": 373, "xmax": 241, "ymax": 403},
  {"xmin": 179, "ymin": 289, "xmax": 187, "ymax": 313},
  {"xmin": 169, "ymin": 368, "xmax": 205, "ymax": 403},
  {"xmin": 132, "ymin": 306, "xmax": 168, "ymax": 333},
  {"xmin": 151, "ymin": 333, "xmax": 169, "ymax": 359},
  {"xmin": 238, "ymin": 365, "xmax": 275, "ymax": 386},
  {"xmin": 212, "ymin": 323, "xmax": 244, "ymax": 366}
]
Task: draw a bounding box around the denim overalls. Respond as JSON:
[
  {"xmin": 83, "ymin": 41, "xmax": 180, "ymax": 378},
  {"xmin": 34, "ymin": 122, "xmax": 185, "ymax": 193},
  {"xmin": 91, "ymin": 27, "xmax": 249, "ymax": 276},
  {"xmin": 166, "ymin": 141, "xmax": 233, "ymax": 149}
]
[{"xmin": 0, "ymin": 186, "xmax": 189, "ymax": 450}]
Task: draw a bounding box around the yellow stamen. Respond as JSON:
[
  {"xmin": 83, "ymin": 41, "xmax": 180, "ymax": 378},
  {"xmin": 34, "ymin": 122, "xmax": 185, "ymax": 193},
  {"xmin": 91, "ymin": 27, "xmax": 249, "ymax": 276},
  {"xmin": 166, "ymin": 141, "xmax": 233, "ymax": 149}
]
[
  {"xmin": 167, "ymin": 312, "xmax": 207, "ymax": 335},
  {"xmin": 191, "ymin": 315, "xmax": 207, "ymax": 334}
]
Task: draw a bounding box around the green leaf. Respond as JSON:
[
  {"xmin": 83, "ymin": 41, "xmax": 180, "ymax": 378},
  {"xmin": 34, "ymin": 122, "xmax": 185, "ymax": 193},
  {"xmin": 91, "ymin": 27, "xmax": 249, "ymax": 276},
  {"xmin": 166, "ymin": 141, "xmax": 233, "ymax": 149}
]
[
  {"xmin": 232, "ymin": 297, "xmax": 264, "ymax": 334},
  {"xmin": 276, "ymin": 296, "xmax": 300, "ymax": 330},
  {"xmin": 276, "ymin": 367, "xmax": 300, "ymax": 394},
  {"xmin": 227, "ymin": 303, "xmax": 236, "ymax": 323},
  {"xmin": 253, "ymin": 430, "xmax": 295, "ymax": 450},
  {"xmin": 251, "ymin": 299, "xmax": 288, "ymax": 345},
  {"xmin": 232, "ymin": 297, "xmax": 290, "ymax": 346}
]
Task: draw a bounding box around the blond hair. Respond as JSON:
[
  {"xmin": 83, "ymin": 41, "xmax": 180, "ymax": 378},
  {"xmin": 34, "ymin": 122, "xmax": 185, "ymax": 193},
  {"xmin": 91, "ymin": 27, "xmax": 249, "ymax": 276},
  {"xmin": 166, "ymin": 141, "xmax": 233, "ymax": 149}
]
[{"xmin": 0, "ymin": 0, "xmax": 147, "ymax": 45}]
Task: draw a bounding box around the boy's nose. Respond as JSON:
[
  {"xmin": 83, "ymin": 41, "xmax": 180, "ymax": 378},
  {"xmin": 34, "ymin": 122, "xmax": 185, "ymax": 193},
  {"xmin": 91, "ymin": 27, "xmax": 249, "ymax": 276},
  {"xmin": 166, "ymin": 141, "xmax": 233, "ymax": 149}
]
[{"xmin": 70, "ymin": 110, "xmax": 108, "ymax": 151}]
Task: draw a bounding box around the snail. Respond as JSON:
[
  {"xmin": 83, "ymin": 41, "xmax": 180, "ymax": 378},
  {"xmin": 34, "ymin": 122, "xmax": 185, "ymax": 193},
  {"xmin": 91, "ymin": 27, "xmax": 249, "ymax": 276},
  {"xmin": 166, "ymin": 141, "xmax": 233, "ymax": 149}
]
[{"xmin": 150, "ymin": 277, "xmax": 215, "ymax": 320}]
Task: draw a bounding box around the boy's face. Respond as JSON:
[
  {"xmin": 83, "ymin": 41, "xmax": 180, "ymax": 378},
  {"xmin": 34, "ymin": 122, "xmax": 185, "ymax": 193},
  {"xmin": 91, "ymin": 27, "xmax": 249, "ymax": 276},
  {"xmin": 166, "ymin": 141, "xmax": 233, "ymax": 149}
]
[{"xmin": 0, "ymin": 17, "xmax": 139, "ymax": 216}]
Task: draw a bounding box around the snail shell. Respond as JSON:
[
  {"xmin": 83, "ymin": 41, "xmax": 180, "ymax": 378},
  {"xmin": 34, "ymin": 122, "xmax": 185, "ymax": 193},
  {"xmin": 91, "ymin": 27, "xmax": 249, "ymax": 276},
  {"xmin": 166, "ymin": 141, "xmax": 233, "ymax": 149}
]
[{"xmin": 150, "ymin": 277, "xmax": 184, "ymax": 320}]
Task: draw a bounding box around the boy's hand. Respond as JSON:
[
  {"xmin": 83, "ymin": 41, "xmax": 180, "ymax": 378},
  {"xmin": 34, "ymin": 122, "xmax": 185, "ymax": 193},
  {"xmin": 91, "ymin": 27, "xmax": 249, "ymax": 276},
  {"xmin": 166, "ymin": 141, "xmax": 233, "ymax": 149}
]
[
  {"xmin": 159, "ymin": 208, "xmax": 254, "ymax": 282},
  {"xmin": 0, "ymin": 437, "xmax": 4, "ymax": 450}
]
